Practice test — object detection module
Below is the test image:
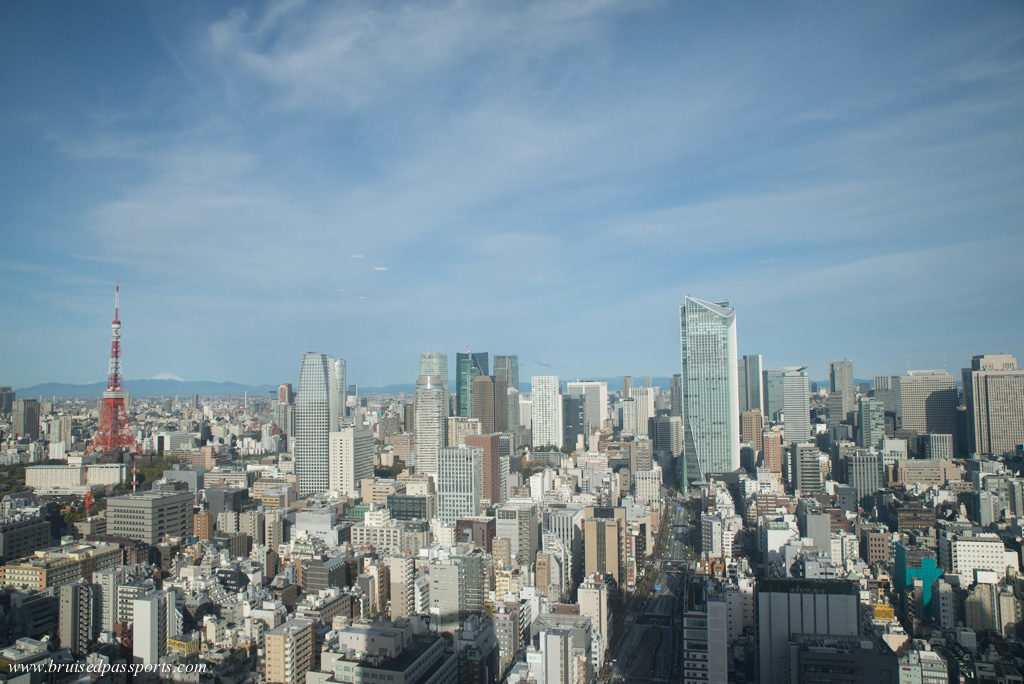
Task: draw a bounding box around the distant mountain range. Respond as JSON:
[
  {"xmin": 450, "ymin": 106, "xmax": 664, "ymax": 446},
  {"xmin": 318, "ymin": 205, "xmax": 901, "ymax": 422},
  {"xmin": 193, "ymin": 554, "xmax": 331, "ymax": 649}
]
[
  {"xmin": 17, "ymin": 376, "xmax": 678, "ymax": 399},
  {"xmin": 15, "ymin": 379, "xmax": 278, "ymax": 399},
  {"xmin": 356, "ymin": 377, "xmax": 680, "ymax": 395},
  {"xmin": 14, "ymin": 375, "xmax": 884, "ymax": 400}
]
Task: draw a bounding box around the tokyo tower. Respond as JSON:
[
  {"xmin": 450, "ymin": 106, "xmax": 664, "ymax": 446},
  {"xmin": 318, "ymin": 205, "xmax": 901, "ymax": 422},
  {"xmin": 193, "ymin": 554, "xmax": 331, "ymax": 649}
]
[{"xmin": 86, "ymin": 281, "xmax": 142, "ymax": 460}]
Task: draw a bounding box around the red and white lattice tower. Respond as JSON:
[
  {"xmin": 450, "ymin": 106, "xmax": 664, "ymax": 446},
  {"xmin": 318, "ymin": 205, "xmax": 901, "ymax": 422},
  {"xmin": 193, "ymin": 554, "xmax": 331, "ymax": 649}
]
[{"xmin": 86, "ymin": 280, "xmax": 142, "ymax": 463}]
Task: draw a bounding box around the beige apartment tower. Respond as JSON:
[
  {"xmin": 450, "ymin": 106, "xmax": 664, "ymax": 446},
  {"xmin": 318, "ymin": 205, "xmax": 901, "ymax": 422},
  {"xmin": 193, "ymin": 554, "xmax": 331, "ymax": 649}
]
[
  {"xmin": 447, "ymin": 416, "xmax": 482, "ymax": 448},
  {"xmin": 265, "ymin": 618, "xmax": 314, "ymax": 684}
]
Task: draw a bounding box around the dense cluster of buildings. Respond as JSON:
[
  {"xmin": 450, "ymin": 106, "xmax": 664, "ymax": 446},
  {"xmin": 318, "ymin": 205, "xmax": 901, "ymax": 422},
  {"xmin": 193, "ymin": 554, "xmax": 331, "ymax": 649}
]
[{"xmin": 0, "ymin": 296, "xmax": 1023, "ymax": 682}]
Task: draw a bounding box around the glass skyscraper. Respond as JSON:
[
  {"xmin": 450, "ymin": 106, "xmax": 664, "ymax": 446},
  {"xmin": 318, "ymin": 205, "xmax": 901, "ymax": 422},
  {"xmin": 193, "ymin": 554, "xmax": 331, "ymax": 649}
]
[
  {"xmin": 763, "ymin": 370, "xmax": 785, "ymax": 423},
  {"xmin": 829, "ymin": 360, "xmax": 854, "ymax": 421},
  {"xmin": 738, "ymin": 354, "xmax": 764, "ymax": 413},
  {"xmin": 456, "ymin": 352, "xmax": 488, "ymax": 417},
  {"xmin": 670, "ymin": 373, "xmax": 683, "ymax": 418},
  {"xmin": 295, "ymin": 352, "xmax": 332, "ymax": 495},
  {"xmin": 680, "ymin": 296, "xmax": 739, "ymax": 487},
  {"xmin": 858, "ymin": 396, "xmax": 885, "ymax": 449},
  {"xmin": 494, "ymin": 355, "xmax": 520, "ymax": 391},
  {"xmin": 419, "ymin": 352, "xmax": 449, "ymax": 385}
]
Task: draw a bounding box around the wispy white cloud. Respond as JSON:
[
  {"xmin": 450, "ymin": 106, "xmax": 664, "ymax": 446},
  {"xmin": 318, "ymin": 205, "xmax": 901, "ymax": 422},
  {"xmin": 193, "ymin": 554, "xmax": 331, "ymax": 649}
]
[
  {"xmin": 204, "ymin": 0, "xmax": 638, "ymax": 111},
  {"xmin": 5, "ymin": 1, "xmax": 1023, "ymax": 385}
]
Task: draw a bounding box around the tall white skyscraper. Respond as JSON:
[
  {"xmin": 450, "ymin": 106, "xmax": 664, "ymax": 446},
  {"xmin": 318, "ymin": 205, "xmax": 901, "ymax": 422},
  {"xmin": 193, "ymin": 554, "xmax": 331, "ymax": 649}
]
[
  {"xmin": 620, "ymin": 398, "xmax": 638, "ymax": 435},
  {"xmin": 295, "ymin": 352, "xmax": 333, "ymax": 495},
  {"xmin": 414, "ymin": 374, "xmax": 448, "ymax": 477},
  {"xmin": 531, "ymin": 376, "xmax": 563, "ymax": 448},
  {"xmin": 330, "ymin": 358, "xmax": 347, "ymax": 427},
  {"xmin": 565, "ymin": 381, "xmax": 609, "ymax": 433},
  {"xmin": 781, "ymin": 366, "xmax": 811, "ymax": 444},
  {"xmin": 518, "ymin": 395, "xmax": 533, "ymax": 430},
  {"xmin": 328, "ymin": 424, "xmax": 374, "ymax": 498},
  {"xmin": 680, "ymin": 296, "xmax": 740, "ymax": 484},
  {"xmin": 631, "ymin": 386, "xmax": 657, "ymax": 428},
  {"xmin": 437, "ymin": 446, "xmax": 481, "ymax": 523}
]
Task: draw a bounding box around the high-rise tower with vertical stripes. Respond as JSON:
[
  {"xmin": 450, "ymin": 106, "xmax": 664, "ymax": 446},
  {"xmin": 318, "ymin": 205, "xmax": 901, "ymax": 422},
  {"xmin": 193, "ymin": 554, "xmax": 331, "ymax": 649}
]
[
  {"xmin": 680, "ymin": 296, "xmax": 739, "ymax": 486},
  {"xmin": 295, "ymin": 352, "xmax": 332, "ymax": 495}
]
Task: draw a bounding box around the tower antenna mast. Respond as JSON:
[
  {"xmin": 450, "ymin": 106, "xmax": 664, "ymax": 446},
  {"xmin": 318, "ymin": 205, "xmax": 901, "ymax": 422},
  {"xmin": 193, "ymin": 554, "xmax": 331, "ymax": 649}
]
[{"xmin": 86, "ymin": 280, "xmax": 143, "ymax": 474}]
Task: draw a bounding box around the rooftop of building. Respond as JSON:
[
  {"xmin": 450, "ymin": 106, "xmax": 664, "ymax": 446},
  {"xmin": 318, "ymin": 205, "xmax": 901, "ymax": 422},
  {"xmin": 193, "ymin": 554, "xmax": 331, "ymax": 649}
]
[
  {"xmin": 2, "ymin": 541, "xmax": 120, "ymax": 567},
  {"xmin": 267, "ymin": 617, "xmax": 314, "ymax": 636},
  {"xmin": 336, "ymin": 634, "xmax": 441, "ymax": 672},
  {"xmin": 683, "ymin": 296, "xmax": 733, "ymax": 316},
  {"xmin": 758, "ymin": 578, "xmax": 858, "ymax": 596},
  {"xmin": 788, "ymin": 634, "xmax": 879, "ymax": 652},
  {"xmin": 108, "ymin": 490, "xmax": 191, "ymax": 502},
  {"xmin": 0, "ymin": 637, "xmax": 49, "ymax": 662}
]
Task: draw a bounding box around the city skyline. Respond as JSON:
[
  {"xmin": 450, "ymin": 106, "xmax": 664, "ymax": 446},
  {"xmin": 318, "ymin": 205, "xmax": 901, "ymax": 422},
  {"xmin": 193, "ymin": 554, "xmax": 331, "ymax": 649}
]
[
  {"xmin": 2, "ymin": 2, "xmax": 1023, "ymax": 387},
  {"xmin": 7, "ymin": 337, "xmax": 1018, "ymax": 394},
  {"xmin": 3, "ymin": 288, "xmax": 1016, "ymax": 393},
  {"xmin": 4, "ymin": 4, "xmax": 1024, "ymax": 682}
]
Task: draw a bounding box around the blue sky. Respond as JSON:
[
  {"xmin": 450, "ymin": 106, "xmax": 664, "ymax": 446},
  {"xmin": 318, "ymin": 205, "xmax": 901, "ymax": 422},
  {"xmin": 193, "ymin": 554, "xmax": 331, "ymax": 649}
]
[{"xmin": 2, "ymin": 1, "xmax": 1023, "ymax": 389}]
